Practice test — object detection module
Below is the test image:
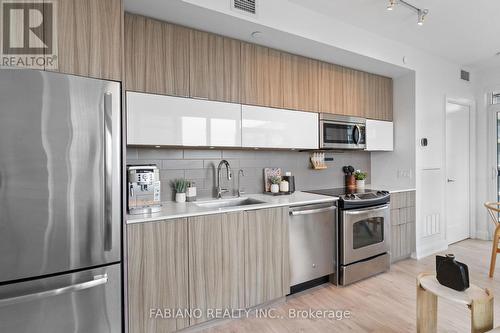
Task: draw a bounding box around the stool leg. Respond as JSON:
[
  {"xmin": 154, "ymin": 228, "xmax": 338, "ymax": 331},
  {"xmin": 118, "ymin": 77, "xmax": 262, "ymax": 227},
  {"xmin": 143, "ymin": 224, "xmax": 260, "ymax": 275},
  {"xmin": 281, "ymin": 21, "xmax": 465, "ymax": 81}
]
[
  {"xmin": 417, "ymin": 284, "xmax": 437, "ymax": 333},
  {"xmin": 489, "ymin": 233, "xmax": 499, "ymax": 278},
  {"xmin": 470, "ymin": 293, "xmax": 494, "ymax": 333}
]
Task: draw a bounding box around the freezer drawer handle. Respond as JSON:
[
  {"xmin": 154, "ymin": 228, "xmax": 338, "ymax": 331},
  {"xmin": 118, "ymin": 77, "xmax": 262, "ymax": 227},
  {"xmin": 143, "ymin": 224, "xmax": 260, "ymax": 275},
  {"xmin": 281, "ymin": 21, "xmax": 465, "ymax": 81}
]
[
  {"xmin": 290, "ymin": 206, "xmax": 336, "ymax": 216},
  {"xmin": 0, "ymin": 274, "xmax": 108, "ymax": 307}
]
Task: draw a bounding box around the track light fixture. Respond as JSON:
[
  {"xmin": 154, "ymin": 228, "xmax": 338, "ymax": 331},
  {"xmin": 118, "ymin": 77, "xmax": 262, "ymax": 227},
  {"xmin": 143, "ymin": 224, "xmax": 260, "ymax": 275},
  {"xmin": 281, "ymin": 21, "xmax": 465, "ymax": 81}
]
[{"xmin": 386, "ymin": 0, "xmax": 429, "ymax": 26}]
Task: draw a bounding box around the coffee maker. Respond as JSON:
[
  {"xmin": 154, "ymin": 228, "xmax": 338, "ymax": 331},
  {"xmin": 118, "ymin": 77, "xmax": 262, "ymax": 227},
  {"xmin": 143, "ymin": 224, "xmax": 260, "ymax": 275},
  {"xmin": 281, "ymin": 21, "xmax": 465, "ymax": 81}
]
[{"xmin": 127, "ymin": 165, "xmax": 161, "ymax": 214}]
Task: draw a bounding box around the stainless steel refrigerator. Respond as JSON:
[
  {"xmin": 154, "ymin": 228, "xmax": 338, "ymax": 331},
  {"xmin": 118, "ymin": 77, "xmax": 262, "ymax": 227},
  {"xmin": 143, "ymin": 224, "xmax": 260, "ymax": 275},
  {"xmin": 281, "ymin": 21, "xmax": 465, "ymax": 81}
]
[{"xmin": 0, "ymin": 69, "xmax": 122, "ymax": 332}]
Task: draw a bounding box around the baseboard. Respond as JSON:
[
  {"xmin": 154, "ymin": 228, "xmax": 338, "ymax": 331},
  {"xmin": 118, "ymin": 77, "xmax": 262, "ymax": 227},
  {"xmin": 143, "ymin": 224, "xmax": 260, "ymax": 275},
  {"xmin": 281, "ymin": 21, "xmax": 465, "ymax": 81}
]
[{"xmin": 415, "ymin": 241, "xmax": 448, "ymax": 260}]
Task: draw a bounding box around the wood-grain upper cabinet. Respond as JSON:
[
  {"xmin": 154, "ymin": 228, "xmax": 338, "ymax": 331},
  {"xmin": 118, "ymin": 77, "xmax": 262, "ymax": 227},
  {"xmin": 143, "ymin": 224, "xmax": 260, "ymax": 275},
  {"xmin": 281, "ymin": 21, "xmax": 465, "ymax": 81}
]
[
  {"xmin": 127, "ymin": 219, "xmax": 189, "ymax": 333},
  {"xmin": 188, "ymin": 212, "xmax": 245, "ymax": 325},
  {"xmin": 342, "ymin": 67, "xmax": 366, "ymax": 118},
  {"xmin": 318, "ymin": 62, "xmax": 344, "ymax": 114},
  {"xmin": 47, "ymin": 0, "xmax": 122, "ymax": 80},
  {"xmin": 240, "ymin": 42, "xmax": 283, "ymax": 108},
  {"xmin": 282, "ymin": 53, "xmax": 319, "ymax": 112},
  {"xmin": 189, "ymin": 30, "xmax": 240, "ymax": 102},
  {"xmin": 244, "ymin": 207, "xmax": 289, "ymax": 308},
  {"xmin": 367, "ymin": 74, "xmax": 393, "ymax": 121},
  {"xmin": 124, "ymin": 13, "xmax": 190, "ymax": 96}
]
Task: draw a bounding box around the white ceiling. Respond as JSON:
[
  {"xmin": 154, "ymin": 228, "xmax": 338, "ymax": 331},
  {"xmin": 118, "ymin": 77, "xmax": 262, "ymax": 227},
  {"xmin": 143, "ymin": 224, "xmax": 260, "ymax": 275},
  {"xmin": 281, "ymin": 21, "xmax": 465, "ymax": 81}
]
[{"xmin": 289, "ymin": 0, "xmax": 500, "ymax": 69}]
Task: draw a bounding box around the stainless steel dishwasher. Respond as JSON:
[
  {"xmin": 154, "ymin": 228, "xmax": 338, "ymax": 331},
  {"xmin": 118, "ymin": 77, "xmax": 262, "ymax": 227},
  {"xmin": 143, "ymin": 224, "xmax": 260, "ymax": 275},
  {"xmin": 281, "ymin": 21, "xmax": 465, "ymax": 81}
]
[{"xmin": 289, "ymin": 202, "xmax": 337, "ymax": 288}]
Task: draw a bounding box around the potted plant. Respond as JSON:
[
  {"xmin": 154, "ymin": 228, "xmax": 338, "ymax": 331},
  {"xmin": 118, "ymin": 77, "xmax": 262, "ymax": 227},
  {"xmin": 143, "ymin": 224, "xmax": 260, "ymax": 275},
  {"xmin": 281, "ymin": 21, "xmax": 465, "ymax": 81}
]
[
  {"xmin": 269, "ymin": 176, "xmax": 281, "ymax": 193},
  {"xmin": 172, "ymin": 178, "xmax": 189, "ymax": 203},
  {"xmin": 354, "ymin": 170, "xmax": 367, "ymax": 188}
]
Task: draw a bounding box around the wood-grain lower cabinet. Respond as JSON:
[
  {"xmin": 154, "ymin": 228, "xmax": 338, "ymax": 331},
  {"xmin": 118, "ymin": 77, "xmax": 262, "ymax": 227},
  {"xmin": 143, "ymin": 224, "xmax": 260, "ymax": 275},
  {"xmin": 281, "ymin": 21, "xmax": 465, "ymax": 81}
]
[
  {"xmin": 282, "ymin": 53, "xmax": 319, "ymax": 112},
  {"xmin": 390, "ymin": 191, "xmax": 416, "ymax": 263},
  {"xmin": 244, "ymin": 207, "xmax": 290, "ymax": 308},
  {"xmin": 189, "ymin": 30, "xmax": 240, "ymax": 102},
  {"xmin": 46, "ymin": 0, "xmax": 122, "ymax": 80},
  {"xmin": 127, "ymin": 219, "xmax": 189, "ymax": 333},
  {"xmin": 240, "ymin": 42, "xmax": 283, "ymax": 108},
  {"xmin": 124, "ymin": 13, "xmax": 190, "ymax": 96},
  {"xmin": 188, "ymin": 212, "xmax": 245, "ymax": 325}
]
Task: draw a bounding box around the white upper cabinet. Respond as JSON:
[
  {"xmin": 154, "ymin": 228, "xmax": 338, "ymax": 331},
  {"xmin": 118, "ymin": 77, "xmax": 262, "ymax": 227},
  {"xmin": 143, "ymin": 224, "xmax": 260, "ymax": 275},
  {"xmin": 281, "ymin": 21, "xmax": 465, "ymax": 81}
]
[
  {"xmin": 365, "ymin": 119, "xmax": 394, "ymax": 151},
  {"xmin": 127, "ymin": 92, "xmax": 242, "ymax": 147},
  {"xmin": 241, "ymin": 105, "xmax": 318, "ymax": 149}
]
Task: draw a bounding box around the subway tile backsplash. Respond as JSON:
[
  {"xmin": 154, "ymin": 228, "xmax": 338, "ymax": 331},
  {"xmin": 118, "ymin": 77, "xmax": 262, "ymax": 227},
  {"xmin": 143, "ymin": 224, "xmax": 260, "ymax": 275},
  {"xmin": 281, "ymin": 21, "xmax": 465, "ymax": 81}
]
[{"xmin": 127, "ymin": 148, "xmax": 371, "ymax": 201}]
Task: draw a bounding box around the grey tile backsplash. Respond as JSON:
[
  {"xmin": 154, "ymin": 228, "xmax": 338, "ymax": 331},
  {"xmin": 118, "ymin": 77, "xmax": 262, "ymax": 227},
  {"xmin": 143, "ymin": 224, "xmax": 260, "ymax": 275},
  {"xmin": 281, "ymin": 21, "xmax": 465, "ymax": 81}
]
[{"xmin": 127, "ymin": 148, "xmax": 371, "ymax": 201}]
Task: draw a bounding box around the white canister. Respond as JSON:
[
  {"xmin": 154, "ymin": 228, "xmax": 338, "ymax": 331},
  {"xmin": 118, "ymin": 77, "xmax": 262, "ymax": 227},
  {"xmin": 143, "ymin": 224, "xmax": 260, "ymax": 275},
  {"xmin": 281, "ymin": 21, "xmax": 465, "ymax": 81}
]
[
  {"xmin": 356, "ymin": 179, "xmax": 365, "ymax": 188},
  {"xmin": 175, "ymin": 192, "xmax": 186, "ymax": 203},
  {"xmin": 270, "ymin": 184, "xmax": 280, "ymax": 193},
  {"xmin": 279, "ymin": 180, "xmax": 289, "ymax": 192}
]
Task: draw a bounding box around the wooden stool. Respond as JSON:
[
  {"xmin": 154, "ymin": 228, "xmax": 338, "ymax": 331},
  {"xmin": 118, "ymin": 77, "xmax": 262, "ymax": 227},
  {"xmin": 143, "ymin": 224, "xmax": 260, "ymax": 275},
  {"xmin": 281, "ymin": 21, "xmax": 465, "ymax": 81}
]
[
  {"xmin": 484, "ymin": 202, "xmax": 500, "ymax": 277},
  {"xmin": 417, "ymin": 273, "xmax": 494, "ymax": 333}
]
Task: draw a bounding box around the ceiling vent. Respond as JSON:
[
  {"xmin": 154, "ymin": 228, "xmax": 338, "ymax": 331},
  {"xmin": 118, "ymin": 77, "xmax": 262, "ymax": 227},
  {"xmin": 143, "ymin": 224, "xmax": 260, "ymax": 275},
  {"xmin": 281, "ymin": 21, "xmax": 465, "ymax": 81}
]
[
  {"xmin": 460, "ymin": 70, "xmax": 470, "ymax": 82},
  {"xmin": 232, "ymin": 0, "xmax": 256, "ymax": 14}
]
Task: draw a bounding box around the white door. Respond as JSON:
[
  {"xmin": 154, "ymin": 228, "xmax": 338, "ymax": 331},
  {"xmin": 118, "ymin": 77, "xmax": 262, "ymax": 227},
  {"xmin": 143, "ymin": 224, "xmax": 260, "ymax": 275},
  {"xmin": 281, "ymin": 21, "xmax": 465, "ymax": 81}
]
[{"xmin": 446, "ymin": 102, "xmax": 470, "ymax": 244}]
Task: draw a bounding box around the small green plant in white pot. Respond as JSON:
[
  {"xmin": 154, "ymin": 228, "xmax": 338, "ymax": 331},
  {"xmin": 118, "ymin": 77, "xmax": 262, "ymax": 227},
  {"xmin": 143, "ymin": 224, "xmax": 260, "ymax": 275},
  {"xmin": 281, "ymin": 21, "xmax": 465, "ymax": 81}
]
[
  {"xmin": 269, "ymin": 176, "xmax": 281, "ymax": 193},
  {"xmin": 354, "ymin": 170, "xmax": 367, "ymax": 188},
  {"xmin": 172, "ymin": 179, "xmax": 189, "ymax": 203}
]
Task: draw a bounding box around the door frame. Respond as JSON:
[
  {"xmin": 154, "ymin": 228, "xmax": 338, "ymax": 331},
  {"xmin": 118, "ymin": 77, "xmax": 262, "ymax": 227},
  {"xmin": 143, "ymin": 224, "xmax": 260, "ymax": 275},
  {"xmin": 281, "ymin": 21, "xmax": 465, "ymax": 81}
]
[
  {"xmin": 487, "ymin": 98, "xmax": 500, "ymax": 237},
  {"xmin": 444, "ymin": 97, "xmax": 475, "ymax": 243}
]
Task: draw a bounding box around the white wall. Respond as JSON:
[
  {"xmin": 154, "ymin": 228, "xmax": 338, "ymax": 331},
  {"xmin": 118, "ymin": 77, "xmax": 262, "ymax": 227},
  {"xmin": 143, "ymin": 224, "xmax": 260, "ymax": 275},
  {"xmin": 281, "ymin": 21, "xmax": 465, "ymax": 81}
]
[
  {"xmin": 474, "ymin": 66, "xmax": 500, "ymax": 240},
  {"xmin": 128, "ymin": 0, "xmax": 478, "ymax": 258}
]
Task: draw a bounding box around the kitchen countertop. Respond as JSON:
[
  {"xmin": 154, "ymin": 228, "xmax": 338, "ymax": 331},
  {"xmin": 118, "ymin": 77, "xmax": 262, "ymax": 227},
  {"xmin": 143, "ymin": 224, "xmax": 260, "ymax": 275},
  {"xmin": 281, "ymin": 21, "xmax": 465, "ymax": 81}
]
[
  {"xmin": 126, "ymin": 191, "xmax": 338, "ymax": 224},
  {"xmin": 366, "ymin": 184, "xmax": 416, "ymax": 194}
]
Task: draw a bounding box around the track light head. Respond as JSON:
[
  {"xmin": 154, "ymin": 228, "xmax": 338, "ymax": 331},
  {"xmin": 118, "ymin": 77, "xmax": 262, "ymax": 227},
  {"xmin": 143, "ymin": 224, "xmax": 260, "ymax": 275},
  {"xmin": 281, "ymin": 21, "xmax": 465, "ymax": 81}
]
[
  {"xmin": 417, "ymin": 9, "xmax": 429, "ymax": 25},
  {"xmin": 387, "ymin": 0, "xmax": 396, "ymax": 10}
]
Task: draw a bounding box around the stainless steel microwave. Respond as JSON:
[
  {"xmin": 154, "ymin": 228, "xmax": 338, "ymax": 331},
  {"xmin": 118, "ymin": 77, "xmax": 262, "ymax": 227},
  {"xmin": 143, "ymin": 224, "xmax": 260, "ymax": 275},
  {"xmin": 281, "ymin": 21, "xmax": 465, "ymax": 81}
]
[{"xmin": 319, "ymin": 114, "xmax": 366, "ymax": 149}]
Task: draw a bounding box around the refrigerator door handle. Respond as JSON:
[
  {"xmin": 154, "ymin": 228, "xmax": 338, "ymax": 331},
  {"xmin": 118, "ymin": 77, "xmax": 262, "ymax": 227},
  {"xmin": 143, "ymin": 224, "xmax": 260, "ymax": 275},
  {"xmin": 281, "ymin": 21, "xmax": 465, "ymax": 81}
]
[
  {"xmin": 104, "ymin": 92, "xmax": 113, "ymax": 252},
  {"xmin": 0, "ymin": 274, "xmax": 108, "ymax": 307}
]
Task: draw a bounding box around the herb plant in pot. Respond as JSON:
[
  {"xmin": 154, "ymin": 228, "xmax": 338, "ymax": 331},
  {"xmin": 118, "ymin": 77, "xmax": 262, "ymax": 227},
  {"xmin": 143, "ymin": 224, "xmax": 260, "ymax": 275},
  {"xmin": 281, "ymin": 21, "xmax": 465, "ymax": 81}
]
[
  {"xmin": 269, "ymin": 176, "xmax": 281, "ymax": 193},
  {"xmin": 173, "ymin": 178, "xmax": 189, "ymax": 203},
  {"xmin": 354, "ymin": 170, "xmax": 367, "ymax": 188}
]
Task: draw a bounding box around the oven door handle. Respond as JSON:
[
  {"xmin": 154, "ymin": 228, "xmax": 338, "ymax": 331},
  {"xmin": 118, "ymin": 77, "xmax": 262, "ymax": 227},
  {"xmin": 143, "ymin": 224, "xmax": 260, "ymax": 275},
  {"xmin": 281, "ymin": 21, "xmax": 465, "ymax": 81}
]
[{"xmin": 344, "ymin": 204, "xmax": 389, "ymax": 215}]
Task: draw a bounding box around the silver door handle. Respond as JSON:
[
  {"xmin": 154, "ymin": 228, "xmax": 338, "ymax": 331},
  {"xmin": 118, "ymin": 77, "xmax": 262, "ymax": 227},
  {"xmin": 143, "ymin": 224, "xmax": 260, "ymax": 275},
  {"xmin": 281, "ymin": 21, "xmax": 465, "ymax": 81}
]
[
  {"xmin": 104, "ymin": 92, "xmax": 113, "ymax": 251},
  {"xmin": 290, "ymin": 206, "xmax": 336, "ymax": 216},
  {"xmin": 447, "ymin": 179, "xmax": 455, "ymax": 183},
  {"xmin": 344, "ymin": 204, "xmax": 389, "ymax": 215},
  {"xmin": 0, "ymin": 274, "xmax": 108, "ymax": 307},
  {"xmin": 354, "ymin": 125, "xmax": 361, "ymax": 145}
]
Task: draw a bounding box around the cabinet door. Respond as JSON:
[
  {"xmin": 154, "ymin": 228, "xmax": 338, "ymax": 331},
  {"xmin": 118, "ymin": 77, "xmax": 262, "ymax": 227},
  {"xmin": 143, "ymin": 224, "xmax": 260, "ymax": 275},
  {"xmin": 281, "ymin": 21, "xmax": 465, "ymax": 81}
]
[
  {"xmin": 319, "ymin": 62, "xmax": 344, "ymax": 114},
  {"xmin": 127, "ymin": 219, "xmax": 189, "ymax": 333},
  {"xmin": 188, "ymin": 212, "xmax": 245, "ymax": 325},
  {"xmin": 241, "ymin": 42, "xmax": 283, "ymax": 108},
  {"xmin": 244, "ymin": 207, "xmax": 289, "ymax": 308},
  {"xmin": 47, "ymin": 0, "xmax": 122, "ymax": 80},
  {"xmin": 365, "ymin": 119, "xmax": 394, "ymax": 151},
  {"xmin": 282, "ymin": 53, "xmax": 319, "ymax": 112},
  {"xmin": 375, "ymin": 75, "xmax": 393, "ymax": 121},
  {"xmin": 190, "ymin": 30, "xmax": 240, "ymax": 102},
  {"xmin": 241, "ymin": 105, "xmax": 318, "ymax": 149},
  {"xmin": 342, "ymin": 68, "xmax": 367, "ymax": 117},
  {"xmin": 124, "ymin": 13, "xmax": 189, "ymax": 96},
  {"xmin": 126, "ymin": 92, "xmax": 242, "ymax": 147}
]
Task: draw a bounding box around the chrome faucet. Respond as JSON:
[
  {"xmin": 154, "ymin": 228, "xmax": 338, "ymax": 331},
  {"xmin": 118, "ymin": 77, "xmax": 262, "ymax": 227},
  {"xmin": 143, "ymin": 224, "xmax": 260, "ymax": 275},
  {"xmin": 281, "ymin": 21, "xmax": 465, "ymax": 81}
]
[
  {"xmin": 237, "ymin": 169, "xmax": 245, "ymax": 197},
  {"xmin": 216, "ymin": 160, "xmax": 232, "ymax": 199}
]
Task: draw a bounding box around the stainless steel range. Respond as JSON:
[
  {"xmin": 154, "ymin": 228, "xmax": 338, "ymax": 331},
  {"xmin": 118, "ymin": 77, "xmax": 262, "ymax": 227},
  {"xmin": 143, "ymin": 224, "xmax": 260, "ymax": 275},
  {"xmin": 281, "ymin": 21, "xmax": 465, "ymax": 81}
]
[{"xmin": 305, "ymin": 188, "xmax": 391, "ymax": 286}]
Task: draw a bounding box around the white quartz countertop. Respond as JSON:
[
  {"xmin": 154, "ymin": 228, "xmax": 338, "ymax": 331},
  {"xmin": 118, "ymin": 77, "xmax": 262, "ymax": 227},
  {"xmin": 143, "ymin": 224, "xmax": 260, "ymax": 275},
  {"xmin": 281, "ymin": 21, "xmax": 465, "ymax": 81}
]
[
  {"xmin": 366, "ymin": 184, "xmax": 416, "ymax": 194},
  {"xmin": 126, "ymin": 191, "xmax": 338, "ymax": 224}
]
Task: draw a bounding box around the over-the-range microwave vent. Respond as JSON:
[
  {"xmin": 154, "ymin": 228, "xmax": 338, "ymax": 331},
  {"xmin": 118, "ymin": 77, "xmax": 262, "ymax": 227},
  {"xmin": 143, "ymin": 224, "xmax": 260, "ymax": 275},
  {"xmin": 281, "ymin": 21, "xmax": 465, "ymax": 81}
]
[
  {"xmin": 232, "ymin": 0, "xmax": 256, "ymax": 14},
  {"xmin": 460, "ymin": 69, "xmax": 470, "ymax": 82}
]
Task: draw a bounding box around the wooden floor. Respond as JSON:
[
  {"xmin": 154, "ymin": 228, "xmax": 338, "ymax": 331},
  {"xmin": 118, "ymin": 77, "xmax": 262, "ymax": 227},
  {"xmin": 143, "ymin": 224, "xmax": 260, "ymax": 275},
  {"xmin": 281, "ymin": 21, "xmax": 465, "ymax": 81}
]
[{"xmin": 202, "ymin": 239, "xmax": 500, "ymax": 333}]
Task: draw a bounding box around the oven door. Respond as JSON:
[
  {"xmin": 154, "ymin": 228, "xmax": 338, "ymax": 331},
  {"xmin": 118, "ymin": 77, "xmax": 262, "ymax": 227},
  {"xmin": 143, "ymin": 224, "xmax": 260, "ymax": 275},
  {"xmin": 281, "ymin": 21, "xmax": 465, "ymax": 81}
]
[
  {"xmin": 320, "ymin": 120, "xmax": 366, "ymax": 149},
  {"xmin": 341, "ymin": 204, "xmax": 390, "ymax": 265}
]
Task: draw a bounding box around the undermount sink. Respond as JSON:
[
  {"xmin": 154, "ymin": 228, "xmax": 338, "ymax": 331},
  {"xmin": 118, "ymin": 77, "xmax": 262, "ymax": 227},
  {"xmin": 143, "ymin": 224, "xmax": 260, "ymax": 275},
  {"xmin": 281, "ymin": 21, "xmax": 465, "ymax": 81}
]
[{"xmin": 194, "ymin": 197, "xmax": 266, "ymax": 209}]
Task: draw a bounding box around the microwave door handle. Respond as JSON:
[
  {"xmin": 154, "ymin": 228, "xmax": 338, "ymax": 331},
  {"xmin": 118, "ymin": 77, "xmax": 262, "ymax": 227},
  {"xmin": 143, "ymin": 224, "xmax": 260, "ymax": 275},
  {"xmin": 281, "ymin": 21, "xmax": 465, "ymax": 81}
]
[{"xmin": 354, "ymin": 125, "xmax": 361, "ymax": 145}]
